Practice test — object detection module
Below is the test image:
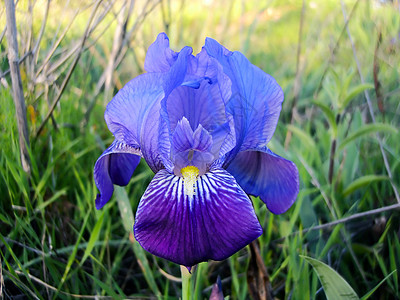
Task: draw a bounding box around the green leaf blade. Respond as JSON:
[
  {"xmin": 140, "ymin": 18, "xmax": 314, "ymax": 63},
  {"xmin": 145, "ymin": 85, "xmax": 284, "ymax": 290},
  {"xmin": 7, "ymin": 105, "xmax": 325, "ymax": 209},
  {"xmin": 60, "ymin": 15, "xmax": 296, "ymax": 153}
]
[
  {"xmin": 342, "ymin": 175, "xmax": 388, "ymax": 197},
  {"xmin": 339, "ymin": 123, "xmax": 398, "ymax": 150},
  {"xmin": 302, "ymin": 255, "xmax": 359, "ymax": 300},
  {"xmin": 340, "ymin": 83, "xmax": 374, "ymax": 111}
]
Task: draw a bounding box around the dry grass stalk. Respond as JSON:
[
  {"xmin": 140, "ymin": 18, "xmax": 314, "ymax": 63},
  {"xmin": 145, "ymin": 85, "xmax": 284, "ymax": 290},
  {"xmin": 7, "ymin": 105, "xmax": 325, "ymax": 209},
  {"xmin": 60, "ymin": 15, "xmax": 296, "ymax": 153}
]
[{"xmin": 5, "ymin": 0, "xmax": 31, "ymax": 176}]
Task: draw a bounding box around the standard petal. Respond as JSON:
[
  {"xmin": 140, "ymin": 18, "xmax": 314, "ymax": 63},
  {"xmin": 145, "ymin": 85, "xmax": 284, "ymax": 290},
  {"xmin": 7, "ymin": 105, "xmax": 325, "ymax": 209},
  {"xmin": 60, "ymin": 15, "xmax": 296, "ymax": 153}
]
[
  {"xmin": 144, "ymin": 32, "xmax": 178, "ymax": 73},
  {"xmin": 205, "ymin": 38, "xmax": 284, "ymax": 162},
  {"xmin": 105, "ymin": 46, "xmax": 193, "ymax": 173},
  {"xmin": 94, "ymin": 140, "xmax": 141, "ymax": 210},
  {"xmin": 133, "ymin": 168, "xmax": 262, "ymax": 267},
  {"xmin": 161, "ymin": 77, "xmax": 234, "ymax": 164},
  {"xmin": 105, "ymin": 72, "xmax": 165, "ymax": 172},
  {"xmin": 226, "ymin": 147, "xmax": 299, "ymax": 214},
  {"xmin": 162, "ymin": 79, "xmax": 225, "ymax": 133}
]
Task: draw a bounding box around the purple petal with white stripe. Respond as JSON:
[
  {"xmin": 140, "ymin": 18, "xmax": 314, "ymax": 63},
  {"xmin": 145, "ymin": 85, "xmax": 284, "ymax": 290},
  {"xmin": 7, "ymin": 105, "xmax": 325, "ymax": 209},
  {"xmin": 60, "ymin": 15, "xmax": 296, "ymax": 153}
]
[
  {"xmin": 226, "ymin": 147, "xmax": 299, "ymax": 214},
  {"xmin": 133, "ymin": 168, "xmax": 262, "ymax": 267},
  {"xmin": 94, "ymin": 140, "xmax": 141, "ymax": 209}
]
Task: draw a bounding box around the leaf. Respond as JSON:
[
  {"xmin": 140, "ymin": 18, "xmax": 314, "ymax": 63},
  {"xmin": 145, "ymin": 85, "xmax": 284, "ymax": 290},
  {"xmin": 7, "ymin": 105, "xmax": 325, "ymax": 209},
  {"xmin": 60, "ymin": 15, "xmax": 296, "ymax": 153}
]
[
  {"xmin": 287, "ymin": 125, "xmax": 318, "ymax": 155},
  {"xmin": 341, "ymin": 70, "xmax": 356, "ymax": 98},
  {"xmin": 342, "ymin": 175, "xmax": 388, "ymax": 197},
  {"xmin": 301, "ymin": 255, "xmax": 359, "ymax": 300},
  {"xmin": 55, "ymin": 213, "xmax": 90, "ymax": 297},
  {"xmin": 36, "ymin": 189, "xmax": 67, "ymax": 211},
  {"xmin": 87, "ymin": 273, "xmax": 123, "ymax": 299},
  {"xmin": 114, "ymin": 186, "xmax": 161, "ymax": 298},
  {"xmin": 339, "ymin": 123, "xmax": 398, "ymax": 150},
  {"xmin": 312, "ymin": 100, "xmax": 337, "ymax": 136},
  {"xmin": 0, "ymin": 234, "xmax": 41, "ymax": 296},
  {"xmin": 115, "ymin": 186, "xmax": 134, "ymax": 233},
  {"xmin": 80, "ymin": 210, "xmax": 104, "ymax": 265},
  {"xmin": 340, "ymin": 83, "xmax": 374, "ymax": 111},
  {"xmin": 360, "ymin": 270, "xmax": 397, "ymax": 300}
]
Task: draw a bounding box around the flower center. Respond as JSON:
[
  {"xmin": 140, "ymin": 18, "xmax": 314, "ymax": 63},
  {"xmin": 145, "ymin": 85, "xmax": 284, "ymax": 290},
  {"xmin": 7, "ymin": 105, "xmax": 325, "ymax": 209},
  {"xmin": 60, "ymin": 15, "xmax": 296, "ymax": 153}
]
[{"xmin": 181, "ymin": 165, "xmax": 199, "ymax": 197}]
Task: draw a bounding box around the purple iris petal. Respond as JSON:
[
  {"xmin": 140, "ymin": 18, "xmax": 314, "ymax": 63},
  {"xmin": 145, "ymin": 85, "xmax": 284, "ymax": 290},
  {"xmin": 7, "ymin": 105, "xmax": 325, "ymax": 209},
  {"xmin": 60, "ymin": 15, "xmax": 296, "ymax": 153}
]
[
  {"xmin": 105, "ymin": 73, "xmax": 165, "ymax": 172},
  {"xmin": 172, "ymin": 117, "xmax": 213, "ymax": 153},
  {"xmin": 171, "ymin": 117, "xmax": 214, "ymax": 174},
  {"xmin": 204, "ymin": 38, "xmax": 284, "ymax": 163},
  {"xmin": 94, "ymin": 140, "xmax": 141, "ymax": 209},
  {"xmin": 226, "ymin": 147, "xmax": 299, "ymax": 214},
  {"xmin": 162, "ymin": 79, "xmax": 227, "ymax": 133},
  {"xmin": 161, "ymin": 76, "xmax": 235, "ymax": 170},
  {"xmin": 162, "ymin": 46, "xmax": 194, "ymax": 96},
  {"xmin": 133, "ymin": 168, "xmax": 262, "ymax": 267},
  {"xmin": 144, "ymin": 33, "xmax": 178, "ymax": 73},
  {"xmin": 105, "ymin": 46, "xmax": 193, "ymax": 173}
]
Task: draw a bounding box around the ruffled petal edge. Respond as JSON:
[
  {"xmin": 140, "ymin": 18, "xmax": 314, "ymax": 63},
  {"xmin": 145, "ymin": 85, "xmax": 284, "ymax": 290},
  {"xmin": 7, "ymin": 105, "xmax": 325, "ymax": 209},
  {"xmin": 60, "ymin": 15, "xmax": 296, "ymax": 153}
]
[{"xmin": 94, "ymin": 140, "xmax": 142, "ymax": 209}]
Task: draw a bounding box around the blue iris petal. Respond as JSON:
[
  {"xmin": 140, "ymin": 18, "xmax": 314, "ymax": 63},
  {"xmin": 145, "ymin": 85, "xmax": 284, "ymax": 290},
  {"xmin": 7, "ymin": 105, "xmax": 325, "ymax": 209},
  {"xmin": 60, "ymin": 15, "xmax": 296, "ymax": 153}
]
[
  {"xmin": 172, "ymin": 117, "xmax": 213, "ymax": 153},
  {"xmin": 94, "ymin": 140, "xmax": 141, "ymax": 209},
  {"xmin": 105, "ymin": 73, "xmax": 165, "ymax": 172},
  {"xmin": 171, "ymin": 117, "xmax": 214, "ymax": 174},
  {"xmin": 227, "ymin": 147, "xmax": 299, "ymax": 214},
  {"xmin": 204, "ymin": 37, "xmax": 284, "ymax": 164},
  {"xmin": 160, "ymin": 73, "xmax": 234, "ymax": 169},
  {"xmin": 144, "ymin": 32, "xmax": 178, "ymax": 73}
]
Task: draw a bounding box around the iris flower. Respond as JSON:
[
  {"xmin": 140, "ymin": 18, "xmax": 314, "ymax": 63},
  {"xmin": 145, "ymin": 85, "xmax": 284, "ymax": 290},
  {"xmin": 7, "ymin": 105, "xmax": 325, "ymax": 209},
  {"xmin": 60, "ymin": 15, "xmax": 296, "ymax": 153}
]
[{"xmin": 94, "ymin": 33, "xmax": 299, "ymax": 267}]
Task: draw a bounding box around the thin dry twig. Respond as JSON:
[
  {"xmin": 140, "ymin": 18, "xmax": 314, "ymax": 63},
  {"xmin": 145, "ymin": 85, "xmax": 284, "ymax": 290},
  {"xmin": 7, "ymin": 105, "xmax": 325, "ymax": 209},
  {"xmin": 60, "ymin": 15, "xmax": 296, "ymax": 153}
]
[
  {"xmin": 32, "ymin": 0, "xmax": 50, "ymax": 61},
  {"xmin": 104, "ymin": 0, "xmax": 132, "ymax": 102},
  {"xmin": 1, "ymin": 25, "xmax": 7, "ymax": 45},
  {"xmin": 158, "ymin": 267, "xmax": 182, "ymax": 282},
  {"xmin": 82, "ymin": 0, "xmax": 159, "ymax": 126},
  {"xmin": 35, "ymin": 9, "xmax": 80, "ymax": 77},
  {"xmin": 5, "ymin": 0, "xmax": 31, "ymax": 175},
  {"xmin": 0, "ymin": 50, "xmax": 32, "ymax": 79},
  {"xmin": 11, "ymin": 270, "xmax": 117, "ymax": 299},
  {"xmin": 298, "ymin": 155, "xmax": 337, "ymax": 219},
  {"xmin": 276, "ymin": 203, "xmax": 400, "ymax": 243},
  {"xmin": 35, "ymin": 0, "xmax": 103, "ymax": 139},
  {"xmin": 284, "ymin": 0, "xmax": 306, "ymax": 149}
]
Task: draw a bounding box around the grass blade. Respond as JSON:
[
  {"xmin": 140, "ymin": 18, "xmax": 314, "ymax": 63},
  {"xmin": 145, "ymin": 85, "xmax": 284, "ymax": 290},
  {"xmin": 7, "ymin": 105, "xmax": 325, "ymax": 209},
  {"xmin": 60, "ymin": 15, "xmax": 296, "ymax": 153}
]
[
  {"xmin": 302, "ymin": 255, "xmax": 359, "ymax": 300},
  {"xmin": 80, "ymin": 210, "xmax": 105, "ymax": 266},
  {"xmin": 87, "ymin": 273, "xmax": 123, "ymax": 299},
  {"xmin": 342, "ymin": 175, "xmax": 388, "ymax": 197},
  {"xmin": 340, "ymin": 83, "xmax": 374, "ymax": 111},
  {"xmin": 339, "ymin": 124, "xmax": 398, "ymax": 150},
  {"xmin": 115, "ymin": 186, "xmax": 161, "ymax": 298},
  {"xmin": 360, "ymin": 270, "xmax": 397, "ymax": 300}
]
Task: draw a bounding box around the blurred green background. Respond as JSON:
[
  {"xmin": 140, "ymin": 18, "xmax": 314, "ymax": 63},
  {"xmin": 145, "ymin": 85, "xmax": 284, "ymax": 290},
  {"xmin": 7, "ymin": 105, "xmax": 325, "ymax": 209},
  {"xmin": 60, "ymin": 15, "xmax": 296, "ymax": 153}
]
[{"xmin": 1, "ymin": 0, "xmax": 400, "ymax": 298}]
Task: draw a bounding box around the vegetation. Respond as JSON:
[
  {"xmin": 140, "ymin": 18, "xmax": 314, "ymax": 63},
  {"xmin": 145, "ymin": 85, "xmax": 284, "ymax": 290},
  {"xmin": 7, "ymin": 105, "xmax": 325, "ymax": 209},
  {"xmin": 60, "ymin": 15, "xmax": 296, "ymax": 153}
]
[{"xmin": 1, "ymin": 0, "xmax": 399, "ymax": 298}]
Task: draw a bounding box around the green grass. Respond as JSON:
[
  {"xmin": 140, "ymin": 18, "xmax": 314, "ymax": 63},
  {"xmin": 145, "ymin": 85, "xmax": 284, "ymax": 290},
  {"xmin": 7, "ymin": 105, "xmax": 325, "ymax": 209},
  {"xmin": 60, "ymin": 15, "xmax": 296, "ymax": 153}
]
[{"xmin": 1, "ymin": 0, "xmax": 400, "ymax": 298}]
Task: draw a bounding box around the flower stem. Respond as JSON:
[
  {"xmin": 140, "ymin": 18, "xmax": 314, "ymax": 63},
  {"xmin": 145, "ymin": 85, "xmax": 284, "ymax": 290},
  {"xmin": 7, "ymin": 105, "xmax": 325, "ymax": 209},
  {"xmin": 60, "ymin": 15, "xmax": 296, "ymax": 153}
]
[{"xmin": 180, "ymin": 265, "xmax": 192, "ymax": 300}]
